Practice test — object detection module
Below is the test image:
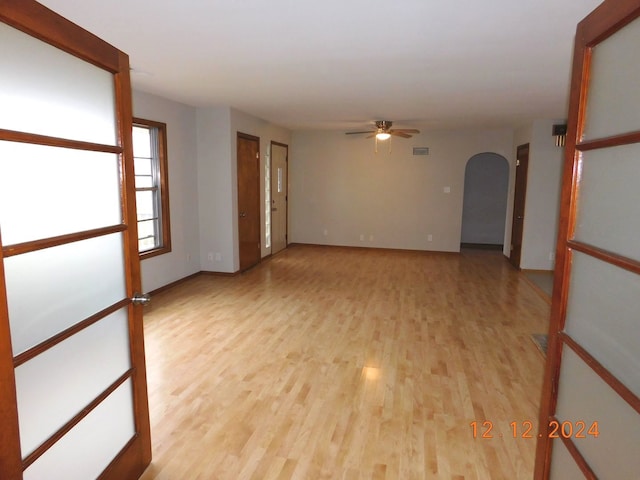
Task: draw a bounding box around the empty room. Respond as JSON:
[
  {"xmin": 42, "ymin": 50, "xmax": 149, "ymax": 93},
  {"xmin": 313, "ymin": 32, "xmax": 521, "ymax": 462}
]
[{"xmin": 1, "ymin": 0, "xmax": 639, "ymax": 479}]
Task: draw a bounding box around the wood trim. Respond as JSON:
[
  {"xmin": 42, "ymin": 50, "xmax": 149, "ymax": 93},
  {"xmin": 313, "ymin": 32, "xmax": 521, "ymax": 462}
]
[
  {"xmin": 0, "ymin": 232, "xmax": 23, "ymax": 479},
  {"xmin": 200, "ymin": 270, "xmax": 240, "ymax": 277},
  {"xmin": 288, "ymin": 242, "xmax": 461, "ymax": 256},
  {"xmin": 116, "ymin": 50, "xmax": 152, "ymax": 469},
  {"xmin": 13, "ymin": 299, "xmax": 130, "ymax": 367},
  {"xmin": 0, "ymin": 0, "xmax": 120, "ymax": 72},
  {"xmin": 568, "ymin": 240, "xmax": 640, "ymax": 276},
  {"xmin": 134, "ymin": 118, "xmax": 172, "ymax": 261},
  {"xmin": 0, "ymin": 128, "xmax": 122, "ymax": 153},
  {"xmin": 534, "ymin": 3, "xmax": 591, "ymax": 475},
  {"xmin": 147, "ymin": 272, "xmax": 202, "ymax": 296},
  {"xmin": 560, "ymin": 333, "xmax": 640, "ymax": 415},
  {"xmin": 579, "ymin": 0, "xmax": 640, "ymax": 47},
  {"xmin": 578, "ymin": 131, "xmax": 640, "ymax": 151},
  {"xmin": 97, "ymin": 435, "xmax": 146, "ymax": 480},
  {"xmin": 552, "ymin": 423, "xmax": 598, "ymax": 480},
  {"xmin": 237, "ymin": 132, "xmax": 261, "ymax": 142},
  {"xmin": 22, "ymin": 369, "xmax": 134, "ymax": 470},
  {"xmin": 2, "ymin": 224, "xmax": 127, "ymax": 258}
]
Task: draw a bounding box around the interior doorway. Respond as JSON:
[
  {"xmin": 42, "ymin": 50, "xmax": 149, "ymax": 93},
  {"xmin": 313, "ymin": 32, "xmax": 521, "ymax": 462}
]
[
  {"xmin": 460, "ymin": 152, "xmax": 509, "ymax": 250},
  {"xmin": 270, "ymin": 141, "xmax": 288, "ymax": 255},
  {"xmin": 509, "ymin": 144, "xmax": 529, "ymax": 269},
  {"xmin": 237, "ymin": 133, "xmax": 261, "ymax": 271}
]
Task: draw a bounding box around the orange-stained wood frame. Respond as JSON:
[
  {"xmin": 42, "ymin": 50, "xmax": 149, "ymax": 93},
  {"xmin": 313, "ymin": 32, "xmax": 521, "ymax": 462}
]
[
  {"xmin": 534, "ymin": 0, "xmax": 640, "ymax": 478},
  {"xmin": 0, "ymin": 1, "xmax": 151, "ymax": 479},
  {"xmin": 132, "ymin": 117, "xmax": 172, "ymax": 260}
]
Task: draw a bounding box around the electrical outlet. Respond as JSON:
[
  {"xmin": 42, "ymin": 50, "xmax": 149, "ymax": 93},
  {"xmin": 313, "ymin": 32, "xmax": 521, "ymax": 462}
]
[
  {"xmin": 215, "ymin": 252, "xmax": 222, "ymax": 261},
  {"xmin": 427, "ymin": 234, "xmax": 433, "ymax": 242},
  {"xmin": 207, "ymin": 253, "xmax": 213, "ymax": 261},
  {"xmin": 360, "ymin": 234, "xmax": 364, "ymax": 241}
]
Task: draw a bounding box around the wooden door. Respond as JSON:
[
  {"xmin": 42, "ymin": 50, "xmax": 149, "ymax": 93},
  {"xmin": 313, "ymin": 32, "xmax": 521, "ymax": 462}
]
[
  {"xmin": 270, "ymin": 142, "xmax": 288, "ymax": 255},
  {"xmin": 535, "ymin": 0, "xmax": 640, "ymax": 478},
  {"xmin": 237, "ymin": 133, "xmax": 261, "ymax": 271},
  {"xmin": 0, "ymin": 2, "xmax": 150, "ymax": 479},
  {"xmin": 509, "ymin": 143, "xmax": 529, "ymax": 269}
]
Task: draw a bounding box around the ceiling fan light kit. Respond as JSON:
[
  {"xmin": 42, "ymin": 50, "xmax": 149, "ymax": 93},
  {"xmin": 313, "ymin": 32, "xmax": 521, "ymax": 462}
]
[{"xmin": 345, "ymin": 120, "xmax": 420, "ymax": 153}]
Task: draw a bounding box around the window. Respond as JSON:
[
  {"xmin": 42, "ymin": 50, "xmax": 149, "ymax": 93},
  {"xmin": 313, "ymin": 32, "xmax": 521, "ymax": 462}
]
[{"xmin": 132, "ymin": 118, "xmax": 171, "ymax": 258}]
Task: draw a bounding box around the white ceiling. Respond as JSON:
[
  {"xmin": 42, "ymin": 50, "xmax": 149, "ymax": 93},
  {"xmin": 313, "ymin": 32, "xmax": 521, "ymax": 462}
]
[{"xmin": 39, "ymin": 0, "xmax": 602, "ymax": 132}]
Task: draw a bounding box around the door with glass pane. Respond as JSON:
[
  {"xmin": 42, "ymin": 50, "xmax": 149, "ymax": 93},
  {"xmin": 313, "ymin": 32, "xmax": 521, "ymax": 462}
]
[
  {"xmin": 0, "ymin": 2, "xmax": 150, "ymax": 480},
  {"xmin": 535, "ymin": 0, "xmax": 640, "ymax": 478},
  {"xmin": 270, "ymin": 142, "xmax": 288, "ymax": 255}
]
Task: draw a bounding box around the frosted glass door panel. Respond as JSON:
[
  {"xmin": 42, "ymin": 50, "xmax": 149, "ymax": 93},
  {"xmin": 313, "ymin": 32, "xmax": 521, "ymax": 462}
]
[
  {"xmin": 549, "ymin": 439, "xmax": 584, "ymax": 480},
  {"xmin": 15, "ymin": 308, "xmax": 130, "ymax": 457},
  {"xmin": 582, "ymin": 15, "xmax": 640, "ymax": 140},
  {"xmin": 565, "ymin": 252, "xmax": 640, "ymax": 398},
  {"xmin": 555, "ymin": 347, "xmax": 640, "ymax": 479},
  {"xmin": 0, "ymin": 23, "xmax": 117, "ymax": 145},
  {"xmin": 0, "ymin": 141, "xmax": 122, "ymax": 245},
  {"xmin": 22, "ymin": 379, "xmax": 135, "ymax": 480},
  {"xmin": 4, "ymin": 233, "xmax": 126, "ymax": 354},
  {"xmin": 573, "ymin": 144, "xmax": 640, "ymax": 261}
]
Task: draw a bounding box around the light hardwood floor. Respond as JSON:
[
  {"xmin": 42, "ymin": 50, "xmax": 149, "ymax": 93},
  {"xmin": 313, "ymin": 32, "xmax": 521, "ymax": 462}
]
[{"xmin": 139, "ymin": 245, "xmax": 549, "ymax": 480}]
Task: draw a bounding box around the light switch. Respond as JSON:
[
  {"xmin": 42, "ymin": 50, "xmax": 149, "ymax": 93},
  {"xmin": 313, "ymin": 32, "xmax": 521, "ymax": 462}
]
[{"xmin": 444, "ymin": 186, "xmax": 451, "ymax": 193}]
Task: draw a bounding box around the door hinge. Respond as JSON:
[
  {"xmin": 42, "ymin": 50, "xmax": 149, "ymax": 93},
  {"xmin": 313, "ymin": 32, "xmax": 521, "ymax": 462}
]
[{"xmin": 256, "ymin": 152, "xmax": 259, "ymax": 159}]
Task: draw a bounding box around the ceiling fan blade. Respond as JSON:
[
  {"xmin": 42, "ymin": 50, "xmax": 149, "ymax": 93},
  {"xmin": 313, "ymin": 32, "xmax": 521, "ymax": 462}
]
[
  {"xmin": 391, "ymin": 128, "xmax": 420, "ymax": 134},
  {"xmin": 390, "ymin": 131, "xmax": 412, "ymax": 138},
  {"xmin": 345, "ymin": 130, "xmax": 376, "ymax": 135},
  {"xmin": 366, "ymin": 133, "xmax": 377, "ymax": 139}
]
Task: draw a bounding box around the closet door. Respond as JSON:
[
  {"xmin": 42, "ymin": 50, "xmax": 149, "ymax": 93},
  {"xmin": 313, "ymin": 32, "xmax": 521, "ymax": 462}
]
[
  {"xmin": 0, "ymin": 2, "xmax": 151, "ymax": 479},
  {"xmin": 535, "ymin": 0, "xmax": 640, "ymax": 478}
]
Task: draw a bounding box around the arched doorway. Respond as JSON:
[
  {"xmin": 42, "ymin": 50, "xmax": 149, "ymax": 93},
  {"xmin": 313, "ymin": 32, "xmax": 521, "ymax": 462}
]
[{"xmin": 461, "ymin": 152, "xmax": 509, "ymax": 249}]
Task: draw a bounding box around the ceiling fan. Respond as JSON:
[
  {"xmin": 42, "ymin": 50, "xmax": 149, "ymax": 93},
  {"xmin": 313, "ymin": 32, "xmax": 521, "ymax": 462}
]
[{"xmin": 345, "ymin": 121, "xmax": 420, "ymax": 140}]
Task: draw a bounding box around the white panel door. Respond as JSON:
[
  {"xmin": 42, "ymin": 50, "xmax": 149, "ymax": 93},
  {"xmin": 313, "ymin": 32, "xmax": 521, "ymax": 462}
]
[{"xmin": 270, "ymin": 142, "xmax": 288, "ymax": 255}]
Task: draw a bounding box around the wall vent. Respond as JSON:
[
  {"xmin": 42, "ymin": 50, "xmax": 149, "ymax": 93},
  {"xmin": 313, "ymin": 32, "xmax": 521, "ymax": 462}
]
[{"xmin": 413, "ymin": 147, "xmax": 430, "ymax": 156}]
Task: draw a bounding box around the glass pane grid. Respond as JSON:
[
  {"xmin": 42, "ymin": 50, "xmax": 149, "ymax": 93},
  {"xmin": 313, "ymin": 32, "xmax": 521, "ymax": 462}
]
[
  {"xmin": 5, "ymin": 232, "xmax": 127, "ymax": 354},
  {"xmin": 0, "ymin": 23, "xmax": 117, "ymax": 145},
  {"xmin": 582, "ymin": 15, "xmax": 640, "ymax": 141},
  {"xmin": 133, "ymin": 121, "xmax": 166, "ymax": 253},
  {"xmin": 0, "ymin": 141, "xmax": 122, "ymax": 245},
  {"xmin": 574, "ymin": 143, "xmax": 640, "ymax": 262},
  {"xmin": 15, "ymin": 309, "xmax": 131, "ymax": 457}
]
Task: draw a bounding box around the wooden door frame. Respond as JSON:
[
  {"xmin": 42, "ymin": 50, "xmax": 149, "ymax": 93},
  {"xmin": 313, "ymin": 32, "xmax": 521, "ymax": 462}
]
[
  {"xmin": 270, "ymin": 141, "xmax": 288, "ymax": 253},
  {"xmin": 0, "ymin": 2, "xmax": 150, "ymax": 478},
  {"xmin": 237, "ymin": 132, "xmax": 261, "ymax": 271},
  {"xmin": 534, "ymin": 0, "xmax": 640, "ymax": 478},
  {"xmin": 509, "ymin": 143, "xmax": 529, "ymax": 269}
]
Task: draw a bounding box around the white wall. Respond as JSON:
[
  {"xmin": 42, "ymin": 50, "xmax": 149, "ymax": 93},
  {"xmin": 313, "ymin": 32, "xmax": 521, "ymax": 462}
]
[
  {"xmin": 196, "ymin": 107, "xmax": 292, "ymax": 273},
  {"xmin": 196, "ymin": 106, "xmax": 235, "ymax": 273},
  {"xmin": 519, "ymin": 119, "xmax": 565, "ymax": 270},
  {"xmin": 290, "ymin": 127, "xmax": 514, "ymax": 252},
  {"xmin": 132, "ymin": 90, "xmax": 200, "ymax": 292}
]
